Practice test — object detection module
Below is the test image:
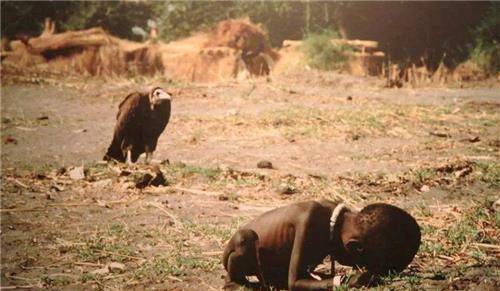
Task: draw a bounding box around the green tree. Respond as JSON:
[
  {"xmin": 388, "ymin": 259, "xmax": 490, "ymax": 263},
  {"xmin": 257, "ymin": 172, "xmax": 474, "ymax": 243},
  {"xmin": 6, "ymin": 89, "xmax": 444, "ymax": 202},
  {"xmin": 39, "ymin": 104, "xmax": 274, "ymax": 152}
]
[
  {"xmin": 62, "ymin": 1, "xmax": 158, "ymax": 41},
  {"xmin": 153, "ymin": 1, "xmax": 234, "ymax": 42},
  {"xmin": 468, "ymin": 3, "xmax": 500, "ymax": 74}
]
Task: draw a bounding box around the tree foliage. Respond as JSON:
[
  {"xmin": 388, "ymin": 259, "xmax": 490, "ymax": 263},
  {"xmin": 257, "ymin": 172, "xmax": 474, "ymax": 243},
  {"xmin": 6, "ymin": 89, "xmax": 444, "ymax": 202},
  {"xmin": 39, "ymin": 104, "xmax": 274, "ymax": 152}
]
[
  {"xmin": 1, "ymin": 1, "xmax": 77, "ymax": 38},
  {"xmin": 1, "ymin": 0, "xmax": 498, "ymax": 70},
  {"xmin": 468, "ymin": 3, "xmax": 500, "ymax": 74},
  {"xmin": 62, "ymin": 2, "xmax": 157, "ymax": 41},
  {"xmin": 302, "ymin": 30, "xmax": 350, "ymax": 71},
  {"xmin": 0, "ymin": 1, "xmax": 339, "ymax": 46}
]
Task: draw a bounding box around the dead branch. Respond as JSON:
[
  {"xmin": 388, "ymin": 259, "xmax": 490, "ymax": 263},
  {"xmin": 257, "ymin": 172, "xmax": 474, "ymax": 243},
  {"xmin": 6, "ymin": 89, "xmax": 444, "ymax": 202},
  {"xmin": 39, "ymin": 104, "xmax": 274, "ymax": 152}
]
[
  {"xmin": 0, "ymin": 199, "xmax": 137, "ymax": 213},
  {"xmin": 170, "ymin": 186, "xmax": 221, "ymax": 196},
  {"xmin": 0, "ymin": 286, "xmax": 38, "ymax": 290},
  {"xmin": 147, "ymin": 202, "xmax": 181, "ymax": 225},
  {"xmin": 40, "ymin": 18, "xmax": 56, "ymax": 37}
]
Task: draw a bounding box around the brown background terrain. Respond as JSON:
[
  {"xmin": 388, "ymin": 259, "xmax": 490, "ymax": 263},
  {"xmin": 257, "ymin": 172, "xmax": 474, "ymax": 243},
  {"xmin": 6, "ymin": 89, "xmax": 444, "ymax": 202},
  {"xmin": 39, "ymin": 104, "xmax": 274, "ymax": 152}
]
[{"xmin": 1, "ymin": 71, "xmax": 499, "ymax": 290}]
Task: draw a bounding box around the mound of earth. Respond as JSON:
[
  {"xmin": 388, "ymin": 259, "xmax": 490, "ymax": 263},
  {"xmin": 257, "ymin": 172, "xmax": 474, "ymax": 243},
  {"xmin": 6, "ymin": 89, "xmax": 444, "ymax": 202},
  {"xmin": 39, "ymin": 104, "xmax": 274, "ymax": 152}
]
[{"xmin": 1, "ymin": 18, "xmax": 279, "ymax": 83}]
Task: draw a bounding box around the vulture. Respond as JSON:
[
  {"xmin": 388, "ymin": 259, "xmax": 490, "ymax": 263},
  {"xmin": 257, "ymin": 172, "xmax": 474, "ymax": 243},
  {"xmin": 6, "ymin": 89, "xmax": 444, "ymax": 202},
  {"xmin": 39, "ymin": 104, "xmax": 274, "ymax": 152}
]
[{"xmin": 104, "ymin": 87, "xmax": 171, "ymax": 164}]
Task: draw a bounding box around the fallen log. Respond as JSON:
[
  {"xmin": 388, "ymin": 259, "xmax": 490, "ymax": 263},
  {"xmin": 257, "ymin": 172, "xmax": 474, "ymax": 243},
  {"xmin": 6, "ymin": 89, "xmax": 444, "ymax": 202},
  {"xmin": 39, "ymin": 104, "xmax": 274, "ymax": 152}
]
[
  {"xmin": 331, "ymin": 39, "xmax": 379, "ymax": 51},
  {"xmin": 18, "ymin": 27, "xmax": 112, "ymax": 54},
  {"xmin": 282, "ymin": 39, "xmax": 379, "ymax": 51}
]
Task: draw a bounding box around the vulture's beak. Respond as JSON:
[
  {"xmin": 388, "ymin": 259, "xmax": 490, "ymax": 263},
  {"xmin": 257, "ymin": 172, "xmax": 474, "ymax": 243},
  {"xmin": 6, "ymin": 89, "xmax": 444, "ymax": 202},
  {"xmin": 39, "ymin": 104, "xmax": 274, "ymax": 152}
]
[{"xmin": 157, "ymin": 90, "xmax": 171, "ymax": 101}]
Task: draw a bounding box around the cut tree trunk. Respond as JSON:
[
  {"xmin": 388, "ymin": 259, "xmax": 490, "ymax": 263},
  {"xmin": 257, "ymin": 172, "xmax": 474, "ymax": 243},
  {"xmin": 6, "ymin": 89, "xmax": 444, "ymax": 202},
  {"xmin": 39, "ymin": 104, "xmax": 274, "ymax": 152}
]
[{"xmin": 24, "ymin": 27, "xmax": 112, "ymax": 54}]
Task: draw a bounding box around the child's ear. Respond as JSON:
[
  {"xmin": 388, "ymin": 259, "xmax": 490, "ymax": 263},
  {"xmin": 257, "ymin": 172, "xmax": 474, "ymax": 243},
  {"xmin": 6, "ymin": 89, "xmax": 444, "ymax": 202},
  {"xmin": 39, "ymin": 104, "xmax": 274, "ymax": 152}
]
[{"xmin": 346, "ymin": 239, "xmax": 364, "ymax": 255}]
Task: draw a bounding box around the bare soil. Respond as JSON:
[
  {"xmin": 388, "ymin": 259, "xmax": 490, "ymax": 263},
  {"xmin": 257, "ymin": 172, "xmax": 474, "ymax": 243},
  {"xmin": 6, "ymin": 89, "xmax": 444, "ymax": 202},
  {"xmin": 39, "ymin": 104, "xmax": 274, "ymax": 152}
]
[{"xmin": 1, "ymin": 71, "xmax": 499, "ymax": 290}]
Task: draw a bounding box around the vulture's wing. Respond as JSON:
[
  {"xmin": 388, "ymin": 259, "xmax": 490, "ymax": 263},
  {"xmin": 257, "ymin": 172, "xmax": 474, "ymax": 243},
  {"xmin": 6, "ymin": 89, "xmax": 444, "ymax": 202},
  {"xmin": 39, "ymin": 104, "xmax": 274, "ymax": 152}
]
[
  {"xmin": 105, "ymin": 92, "xmax": 147, "ymax": 162},
  {"xmin": 117, "ymin": 92, "xmax": 140, "ymax": 119},
  {"xmin": 114, "ymin": 93, "xmax": 148, "ymax": 136}
]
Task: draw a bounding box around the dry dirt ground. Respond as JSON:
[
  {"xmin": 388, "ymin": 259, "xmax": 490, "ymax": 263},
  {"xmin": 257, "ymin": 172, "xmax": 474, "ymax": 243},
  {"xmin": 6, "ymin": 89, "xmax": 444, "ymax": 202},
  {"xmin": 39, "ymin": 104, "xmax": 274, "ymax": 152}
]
[{"xmin": 1, "ymin": 70, "xmax": 499, "ymax": 290}]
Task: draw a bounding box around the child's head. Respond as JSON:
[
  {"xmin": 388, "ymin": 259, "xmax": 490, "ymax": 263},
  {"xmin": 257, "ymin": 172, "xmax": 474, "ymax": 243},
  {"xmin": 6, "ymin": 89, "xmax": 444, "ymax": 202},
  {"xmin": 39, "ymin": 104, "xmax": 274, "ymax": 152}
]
[{"xmin": 341, "ymin": 203, "xmax": 421, "ymax": 275}]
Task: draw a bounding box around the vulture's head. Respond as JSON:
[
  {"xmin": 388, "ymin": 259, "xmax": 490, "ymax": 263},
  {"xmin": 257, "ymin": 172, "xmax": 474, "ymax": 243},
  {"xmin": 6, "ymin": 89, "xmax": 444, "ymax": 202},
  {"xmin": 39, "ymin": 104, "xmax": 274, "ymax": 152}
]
[{"xmin": 149, "ymin": 87, "xmax": 171, "ymax": 106}]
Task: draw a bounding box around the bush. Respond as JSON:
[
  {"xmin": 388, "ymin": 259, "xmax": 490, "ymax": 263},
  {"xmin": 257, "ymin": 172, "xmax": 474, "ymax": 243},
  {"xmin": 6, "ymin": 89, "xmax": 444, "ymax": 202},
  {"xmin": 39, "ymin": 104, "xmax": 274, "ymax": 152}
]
[
  {"xmin": 469, "ymin": 42, "xmax": 499, "ymax": 75},
  {"xmin": 301, "ymin": 30, "xmax": 350, "ymax": 71},
  {"xmin": 468, "ymin": 3, "xmax": 500, "ymax": 75}
]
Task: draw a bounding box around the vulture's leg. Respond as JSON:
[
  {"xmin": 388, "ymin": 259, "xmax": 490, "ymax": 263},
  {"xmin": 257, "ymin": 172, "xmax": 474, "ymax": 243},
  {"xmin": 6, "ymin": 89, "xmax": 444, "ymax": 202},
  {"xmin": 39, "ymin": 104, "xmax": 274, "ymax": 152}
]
[
  {"xmin": 144, "ymin": 152, "xmax": 152, "ymax": 164},
  {"xmin": 125, "ymin": 150, "xmax": 133, "ymax": 165},
  {"xmin": 144, "ymin": 144, "xmax": 153, "ymax": 164}
]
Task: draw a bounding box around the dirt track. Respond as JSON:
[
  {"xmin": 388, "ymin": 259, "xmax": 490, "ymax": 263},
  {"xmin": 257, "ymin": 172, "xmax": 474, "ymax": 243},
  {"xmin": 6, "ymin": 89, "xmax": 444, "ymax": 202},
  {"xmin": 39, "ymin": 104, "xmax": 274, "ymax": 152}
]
[
  {"xmin": 2, "ymin": 73, "xmax": 498, "ymax": 175},
  {"xmin": 1, "ymin": 72, "xmax": 499, "ymax": 290}
]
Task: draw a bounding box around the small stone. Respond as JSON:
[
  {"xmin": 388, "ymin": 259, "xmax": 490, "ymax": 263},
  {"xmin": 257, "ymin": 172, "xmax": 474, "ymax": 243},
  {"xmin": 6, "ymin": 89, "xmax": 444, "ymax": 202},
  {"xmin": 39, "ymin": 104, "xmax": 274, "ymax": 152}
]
[
  {"xmin": 50, "ymin": 184, "xmax": 64, "ymax": 192},
  {"xmin": 108, "ymin": 262, "xmax": 126, "ymax": 273},
  {"xmin": 218, "ymin": 164, "xmax": 232, "ymax": 173},
  {"xmin": 3, "ymin": 136, "xmax": 17, "ymax": 145},
  {"xmin": 278, "ymin": 184, "xmax": 297, "ymax": 195},
  {"xmin": 420, "ymin": 185, "xmax": 430, "ymax": 192},
  {"xmin": 68, "ymin": 166, "xmax": 85, "ymax": 180},
  {"xmin": 493, "ymin": 198, "xmax": 500, "ymax": 212},
  {"xmin": 96, "ymin": 200, "xmax": 109, "ymax": 208},
  {"xmin": 92, "ymin": 179, "xmax": 112, "ymax": 188},
  {"xmin": 257, "ymin": 160, "xmax": 273, "ymax": 169},
  {"xmin": 121, "ymin": 181, "xmax": 135, "ymax": 190},
  {"xmin": 91, "ymin": 267, "xmax": 110, "ymax": 275},
  {"xmin": 468, "ymin": 136, "xmax": 480, "ymax": 143},
  {"xmin": 429, "ymin": 131, "xmax": 450, "ymax": 138},
  {"xmin": 346, "ymin": 96, "xmax": 353, "ymax": 101},
  {"xmin": 218, "ymin": 194, "xmax": 229, "ymax": 201},
  {"xmin": 36, "ymin": 115, "xmax": 49, "ymax": 120}
]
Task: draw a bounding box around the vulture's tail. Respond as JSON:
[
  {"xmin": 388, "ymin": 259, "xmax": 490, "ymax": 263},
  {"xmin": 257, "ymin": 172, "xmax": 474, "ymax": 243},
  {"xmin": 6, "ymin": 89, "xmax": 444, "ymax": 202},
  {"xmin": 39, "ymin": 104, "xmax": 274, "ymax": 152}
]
[{"xmin": 103, "ymin": 136, "xmax": 125, "ymax": 163}]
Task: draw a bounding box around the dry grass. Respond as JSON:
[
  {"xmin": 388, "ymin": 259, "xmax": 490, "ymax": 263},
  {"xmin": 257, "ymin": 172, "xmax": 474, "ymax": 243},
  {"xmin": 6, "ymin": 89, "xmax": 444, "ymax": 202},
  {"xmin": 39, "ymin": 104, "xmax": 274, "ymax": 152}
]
[
  {"xmin": 1, "ymin": 71, "xmax": 499, "ymax": 289},
  {"xmin": 1, "ymin": 153, "xmax": 498, "ymax": 289}
]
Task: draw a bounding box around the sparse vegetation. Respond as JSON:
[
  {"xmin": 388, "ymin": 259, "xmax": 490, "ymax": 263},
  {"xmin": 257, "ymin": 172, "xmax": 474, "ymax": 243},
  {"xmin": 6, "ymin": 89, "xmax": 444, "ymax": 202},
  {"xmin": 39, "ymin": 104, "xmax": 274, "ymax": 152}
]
[
  {"xmin": 2, "ymin": 70, "xmax": 499, "ymax": 289},
  {"xmin": 133, "ymin": 249, "xmax": 218, "ymax": 280},
  {"xmin": 75, "ymin": 223, "xmax": 137, "ymax": 263},
  {"xmin": 414, "ymin": 168, "xmax": 437, "ymax": 185},
  {"xmin": 166, "ymin": 163, "xmax": 221, "ymax": 181},
  {"xmin": 474, "ymin": 161, "xmax": 500, "ymax": 187}
]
